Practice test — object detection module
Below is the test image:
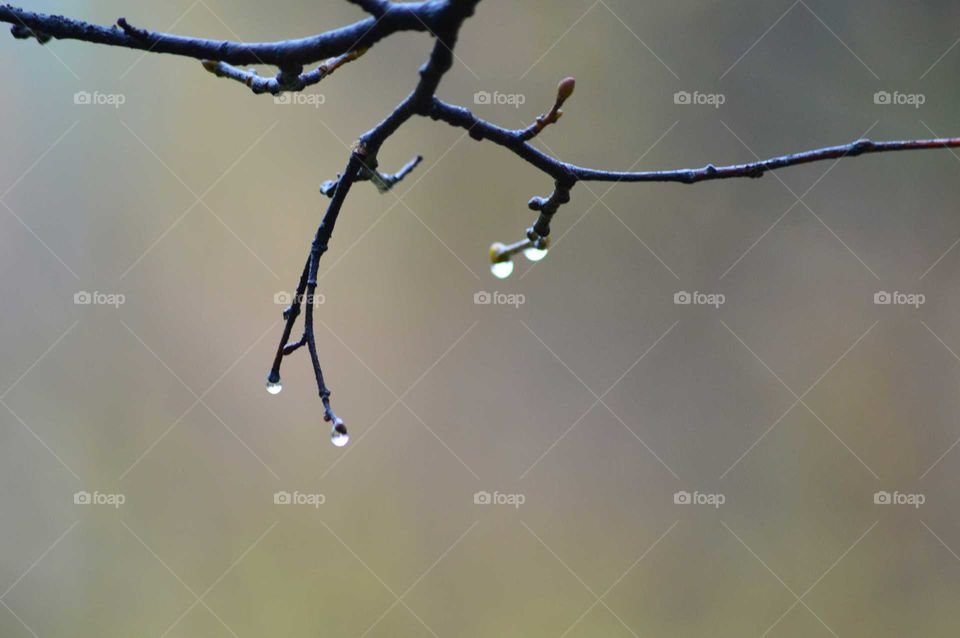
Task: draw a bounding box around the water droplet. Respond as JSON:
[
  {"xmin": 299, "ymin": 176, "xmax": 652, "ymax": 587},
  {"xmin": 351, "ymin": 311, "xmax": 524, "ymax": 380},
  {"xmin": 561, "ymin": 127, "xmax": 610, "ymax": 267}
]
[
  {"xmin": 266, "ymin": 379, "xmax": 282, "ymax": 395},
  {"xmin": 330, "ymin": 419, "xmax": 349, "ymax": 447},
  {"xmin": 490, "ymin": 260, "xmax": 514, "ymax": 279},
  {"xmin": 523, "ymin": 246, "xmax": 549, "ymax": 262}
]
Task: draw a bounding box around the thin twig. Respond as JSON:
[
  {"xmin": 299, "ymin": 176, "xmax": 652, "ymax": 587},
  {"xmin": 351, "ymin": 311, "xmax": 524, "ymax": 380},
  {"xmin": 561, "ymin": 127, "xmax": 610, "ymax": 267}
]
[
  {"xmin": 0, "ymin": 2, "xmax": 439, "ymax": 65},
  {"xmin": 429, "ymin": 98, "xmax": 960, "ymax": 185}
]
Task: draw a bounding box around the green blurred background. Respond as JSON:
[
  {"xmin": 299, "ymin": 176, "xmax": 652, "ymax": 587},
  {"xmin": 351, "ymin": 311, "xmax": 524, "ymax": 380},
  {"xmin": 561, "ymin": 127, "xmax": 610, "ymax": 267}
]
[{"xmin": 3, "ymin": 1, "xmax": 960, "ymax": 636}]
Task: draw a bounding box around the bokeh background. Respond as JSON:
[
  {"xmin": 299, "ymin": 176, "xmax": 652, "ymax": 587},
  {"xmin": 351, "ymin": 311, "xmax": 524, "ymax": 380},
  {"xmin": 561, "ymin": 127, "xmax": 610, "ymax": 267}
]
[{"xmin": 3, "ymin": 1, "xmax": 960, "ymax": 636}]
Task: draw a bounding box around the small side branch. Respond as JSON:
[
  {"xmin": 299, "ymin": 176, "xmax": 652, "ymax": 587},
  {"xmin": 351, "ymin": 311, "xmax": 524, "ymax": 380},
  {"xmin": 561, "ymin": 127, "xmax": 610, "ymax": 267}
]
[
  {"xmin": 488, "ymin": 182, "xmax": 569, "ymax": 277},
  {"xmin": 519, "ymin": 77, "xmax": 576, "ymax": 142},
  {"xmin": 320, "ymin": 154, "xmax": 423, "ymax": 196},
  {"xmin": 527, "ymin": 182, "xmax": 573, "ymax": 237},
  {"xmin": 282, "ymin": 337, "xmax": 307, "ymax": 355}
]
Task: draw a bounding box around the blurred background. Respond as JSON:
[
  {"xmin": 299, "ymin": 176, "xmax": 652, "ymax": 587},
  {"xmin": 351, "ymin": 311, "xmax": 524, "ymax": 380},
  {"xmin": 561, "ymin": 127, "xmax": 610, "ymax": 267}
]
[{"xmin": 3, "ymin": 0, "xmax": 960, "ymax": 635}]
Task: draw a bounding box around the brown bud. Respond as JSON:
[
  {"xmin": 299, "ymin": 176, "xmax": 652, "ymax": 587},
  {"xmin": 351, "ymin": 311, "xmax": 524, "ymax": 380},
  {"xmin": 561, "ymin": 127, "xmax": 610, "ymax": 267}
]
[{"xmin": 556, "ymin": 77, "xmax": 576, "ymax": 104}]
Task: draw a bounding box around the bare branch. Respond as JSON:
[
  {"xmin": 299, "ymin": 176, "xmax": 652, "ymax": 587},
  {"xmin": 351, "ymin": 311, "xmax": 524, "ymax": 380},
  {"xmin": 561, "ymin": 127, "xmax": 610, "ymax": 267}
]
[
  {"xmin": 0, "ymin": 2, "xmax": 437, "ymax": 66},
  {"xmin": 4, "ymin": 0, "xmax": 959, "ymax": 441},
  {"xmin": 429, "ymin": 98, "xmax": 960, "ymax": 185},
  {"xmin": 266, "ymin": 1, "xmax": 480, "ymax": 440}
]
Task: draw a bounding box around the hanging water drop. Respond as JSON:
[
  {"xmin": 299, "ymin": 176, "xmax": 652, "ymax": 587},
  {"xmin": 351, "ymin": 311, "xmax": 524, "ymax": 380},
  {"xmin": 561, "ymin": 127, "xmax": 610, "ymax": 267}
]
[
  {"xmin": 266, "ymin": 373, "xmax": 282, "ymax": 395},
  {"xmin": 490, "ymin": 260, "xmax": 514, "ymax": 279},
  {"xmin": 266, "ymin": 380, "xmax": 283, "ymax": 395},
  {"xmin": 523, "ymin": 245, "xmax": 549, "ymax": 262},
  {"xmin": 330, "ymin": 418, "xmax": 350, "ymax": 447}
]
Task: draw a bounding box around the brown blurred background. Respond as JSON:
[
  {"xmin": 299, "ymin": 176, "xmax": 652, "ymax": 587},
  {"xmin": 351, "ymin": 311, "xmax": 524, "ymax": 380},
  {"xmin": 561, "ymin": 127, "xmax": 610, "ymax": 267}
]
[{"xmin": 3, "ymin": 1, "xmax": 960, "ymax": 636}]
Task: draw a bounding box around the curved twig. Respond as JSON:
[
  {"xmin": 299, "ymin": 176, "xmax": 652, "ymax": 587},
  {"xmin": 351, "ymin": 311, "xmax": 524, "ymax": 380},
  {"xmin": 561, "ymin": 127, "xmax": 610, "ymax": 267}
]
[{"xmin": 0, "ymin": 2, "xmax": 439, "ymax": 66}]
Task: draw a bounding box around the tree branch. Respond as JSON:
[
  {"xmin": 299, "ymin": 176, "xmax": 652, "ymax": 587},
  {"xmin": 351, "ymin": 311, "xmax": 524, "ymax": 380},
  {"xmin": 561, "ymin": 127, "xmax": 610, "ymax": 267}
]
[
  {"xmin": 0, "ymin": 2, "xmax": 438, "ymax": 66},
  {"xmin": 4, "ymin": 0, "xmax": 959, "ymax": 444},
  {"xmin": 264, "ymin": 0, "xmax": 480, "ymax": 443},
  {"xmin": 429, "ymin": 97, "xmax": 960, "ymax": 185}
]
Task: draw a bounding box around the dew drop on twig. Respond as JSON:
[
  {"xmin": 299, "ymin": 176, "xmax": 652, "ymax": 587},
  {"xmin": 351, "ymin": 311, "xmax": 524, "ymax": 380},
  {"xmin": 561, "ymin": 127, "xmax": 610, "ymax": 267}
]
[
  {"xmin": 330, "ymin": 419, "xmax": 349, "ymax": 447},
  {"xmin": 491, "ymin": 260, "xmax": 514, "ymax": 279}
]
